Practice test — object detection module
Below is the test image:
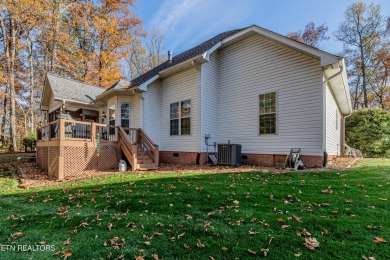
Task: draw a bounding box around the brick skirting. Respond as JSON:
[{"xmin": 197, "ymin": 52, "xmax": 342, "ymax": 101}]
[{"xmin": 159, "ymin": 151, "xmax": 324, "ymax": 168}]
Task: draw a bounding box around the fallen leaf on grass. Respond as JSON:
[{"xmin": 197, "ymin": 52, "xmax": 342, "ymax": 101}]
[
  {"xmin": 277, "ymin": 218, "xmax": 284, "ymax": 223},
  {"xmin": 107, "ymin": 223, "xmax": 113, "ymax": 230},
  {"xmin": 79, "ymin": 221, "xmax": 88, "ymax": 228},
  {"xmin": 281, "ymin": 225, "xmax": 290, "ymax": 229},
  {"xmin": 296, "ymin": 229, "xmax": 311, "ymax": 237},
  {"xmin": 197, "ymin": 239, "xmax": 205, "ymax": 248},
  {"xmin": 261, "ymin": 248, "xmax": 269, "ymax": 256},
  {"xmin": 345, "ymin": 199, "xmax": 353, "ymax": 203},
  {"xmin": 362, "ymin": 256, "xmax": 375, "ymax": 260},
  {"xmin": 321, "ymin": 189, "xmax": 333, "ymax": 194},
  {"xmin": 367, "ymin": 225, "xmax": 383, "ymax": 229},
  {"xmin": 152, "ymin": 254, "xmax": 159, "ymax": 260},
  {"xmin": 249, "ymin": 230, "xmax": 258, "ymax": 235},
  {"xmin": 11, "ymin": 232, "xmax": 23, "ymax": 239},
  {"xmin": 63, "ymin": 239, "xmax": 71, "ymax": 245},
  {"xmin": 294, "ymin": 252, "xmax": 302, "ymax": 257},
  {"xmin": 183, "ymin": 244, "xmax": 190, "ymax": 249},
  {"xmin": 62, "ymin": 249, "xmax": 72, "ymax": 259},
  {"xmin": 293, "ymin": 215, "xmax": 303, "ymax": 223},
  {"xmin": 58, "ymin": 206, "xmax": 69, "ymax": 216},
  {"xmin": 248, "ymin": 249, "xmax": 256, "ymax": 255},
  {"xmin": 304, "ymin": 237, "xmax": 320, "ymax": 250},
  {"xmin": 144, "ymin": 241, "xmax": 151, "ymax": 246},
  {"xmin": 373, "ymin": 237, "xmax": 387, "ymax": 243},
  {"xmin": 222, "ymin": 247, "xmax": 229, "ymax": 251}
]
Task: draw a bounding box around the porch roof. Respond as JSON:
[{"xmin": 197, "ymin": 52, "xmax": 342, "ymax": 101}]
[{"xmin": 42, "ymin": 74, "xmax": 106, "ymax": 109}]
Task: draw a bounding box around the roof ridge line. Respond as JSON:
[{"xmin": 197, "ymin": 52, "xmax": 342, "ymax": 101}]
[{"xmin": 46, "ymin": 73, "xmax": 106, "ymax": 89}]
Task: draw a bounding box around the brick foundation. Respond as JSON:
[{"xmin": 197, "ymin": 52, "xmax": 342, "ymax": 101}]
[
  {"xmin": 300, "ymin": 155, "xmax": 324, "ymax": 168},
  {"xmin": 159, "ymin": 151, "xmax": 324, "ymax": 168},
  {"xmin": 159, "ymin": 151, "xmax": 201, "ymax": 165},
  {"xmin": 241, "ymin": 154, "xmax": 274, "ymax": 167}
]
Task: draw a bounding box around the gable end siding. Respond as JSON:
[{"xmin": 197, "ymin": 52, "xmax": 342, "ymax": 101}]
[
  {"xmin": 160, "ymin": 68, "xmax": 199, "ymax": 152},
  {"xmin": 217, "ymin": 34, "xmax": 323, "ymax": 156},
  {"xmin": 200, "ymin": 52, "xmax": 219, "ymax": 152},
  {"xmin": 325, "ymin": 82, "xmax": 341, "ymax": 155},
  {"xmin": 143, "ymin": 80, "xmax": 162, "ymax": 146}
]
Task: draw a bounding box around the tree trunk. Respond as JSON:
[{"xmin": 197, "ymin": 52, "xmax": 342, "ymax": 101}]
[
  {"xmin": 9, "ymin": 17, "xmax": 17, "ymax": 151},
  {"xmin": 0, "ymin": 88, "xmax": 8, "ymax": 143},
  {"xmin": 28, "ymin": 36, "xmax": 35, "ymax": 133},
  {"xmin": 50, "ymin": 0, "xmax": 61, "ymax": 72},
  {"xmin": 0, "ymin": 12, "xmax": 13, "ymax": 150},
  {"xmin": 360, "ymin": 45, "xmax": 369, "ymax": 108}
]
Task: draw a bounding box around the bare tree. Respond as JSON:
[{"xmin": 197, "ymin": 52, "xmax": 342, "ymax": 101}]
[
  {"xmin": 334, "ymin": 2, "xmax": 388, "ymax": 108},
  {"xmin": 286, "ymin": 21, "xmax": 329, "ymax": 48},
  {"xmin": 126, "ymin": 29, "xmax": 166, "ymax": 79}
]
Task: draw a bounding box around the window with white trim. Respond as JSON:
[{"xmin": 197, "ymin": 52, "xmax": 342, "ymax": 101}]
[
  {"xmin": 259, "ymin": 92, "xmax": 277, "ymax": 134},
  {"xmin": 170, "ymin": 99, "xmax": 191, "ymax": 135},
  {"xmin": 120, "ymin": 103, "xmax": 130, "ymax": 128}
]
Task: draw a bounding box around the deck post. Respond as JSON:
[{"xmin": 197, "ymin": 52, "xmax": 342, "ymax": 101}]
[
  {"xmin": 91, "ymin": 122, "xmax": 96, "ymax": 141},
  {"xmin": 59, "ymin": 119, "xmax": 65, "ymax": 141},
  {"xmin": 154, "ymin": 145, "xmax": 159, "ymax": 167},
  {"xmin": 58, "ymin": 154, "xmax": 64, "ymax": 180},
  {"xmin": 132, "ymin": 144, "xmax": 138, "ymax": 171}
]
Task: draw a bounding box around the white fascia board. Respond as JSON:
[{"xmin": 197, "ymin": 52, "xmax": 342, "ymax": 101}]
[
  {"xmin": 54, "ymin": 97, "xmax": 94, "ymax": 106},
  {"xmin": 222, "ymin": 25, "xmax": 339, "ymax": 66},
  {"xmin": 324, "ymin": 59, "xmax": 352, "ymax": 115},
  {"xmin": 138, "ymin": 74, "xmax": 160, "ymax": 91},
  {"xmin": 202, "ymin": 41, "xmax": 222, "ymax": 61}
]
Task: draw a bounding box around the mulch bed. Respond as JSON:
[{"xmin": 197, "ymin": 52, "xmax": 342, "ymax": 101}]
[
  {"xmin": 12, "ymin": 157, "xmax": 360, "ymax": 189},
  {"xmin": 327, "ymin": 156, "xmax": 361, "ymax": 169}
]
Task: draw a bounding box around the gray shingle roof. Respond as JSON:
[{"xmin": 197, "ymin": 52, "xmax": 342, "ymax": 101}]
[
  {"xmin": 106, "ymin": 79, "xmax": 131, "ymax": 91},
  {"xmin": 130, "ymin": 28, "xmax": 244, "ymax": 87},
  {"xmin": 47, "ymin": 74, "xmax": 105, "ymax": 104}
]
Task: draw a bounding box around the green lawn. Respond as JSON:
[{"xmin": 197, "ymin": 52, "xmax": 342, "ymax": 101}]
[{"xmin": 0, "ymin": 158, "xmax": 389, "ymax": 259}]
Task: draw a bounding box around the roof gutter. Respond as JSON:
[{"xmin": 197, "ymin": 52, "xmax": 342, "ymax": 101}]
[
  {"xmin": 202, "ymin": 41, "xmax": 222, "ymax": 61},
  {"xmin": 138, "ymin": 74, "xmax": 160, "ymax": 91},
  {"xmin": 54, "ymin": 97, "xmax": 96, "ymax": 106}
]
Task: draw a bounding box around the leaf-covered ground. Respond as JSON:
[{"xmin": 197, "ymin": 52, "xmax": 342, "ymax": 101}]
[{"xmin": 0, "ymin": 158, "xmax": 389, "ymax": 259}]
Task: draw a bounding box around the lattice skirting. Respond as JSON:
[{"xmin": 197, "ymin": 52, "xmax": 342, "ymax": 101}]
[{"xmin": 62, "ymin": 144, "xmax": 120, "ymax": 178}]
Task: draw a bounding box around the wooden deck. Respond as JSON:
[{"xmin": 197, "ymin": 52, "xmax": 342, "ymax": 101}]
[{"xmin": 37, "ymin": 119, "xmax": 159, "ymax": 180}]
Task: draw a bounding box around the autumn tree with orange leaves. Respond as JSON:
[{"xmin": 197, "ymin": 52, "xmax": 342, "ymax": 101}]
[{"xmin": 0, "ymin": 0, "xmax": 150, "ymax": 151}]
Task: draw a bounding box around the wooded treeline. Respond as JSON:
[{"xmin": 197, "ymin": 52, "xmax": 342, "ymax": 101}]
[
  {"xmin": 0, "ymin": 0, "xmax": 164, "ymax": 151},
  {"xmin": 287, "ymin": 2, "xmax": 390, "ymax": 111}
]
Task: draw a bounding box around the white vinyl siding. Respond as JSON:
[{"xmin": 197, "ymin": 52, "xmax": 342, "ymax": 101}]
[
  {"xmin": 143, "ymin": 81, "xmax": 162, "ymax": 146},
  {"xmin": 325, "ymin": 82, "xmax": 341, "ymax": 155},
  {"xmin": 161, "ymin": 68, "xmax": 199, "ymax": 152},
  {"xmin": 200, "ymin": 52, "xmax": 218, "ymax": 152},
  {"xmin": 217, "ymin": 34, "xmax": 323, "ymax": 156}
]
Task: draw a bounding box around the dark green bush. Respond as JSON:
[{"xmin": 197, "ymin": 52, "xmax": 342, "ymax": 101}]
[
  {"xmin": 22, "ymin": 132, "xmax": 37, "ymax": 152},
  {"xmin": 346, "ymin": 108, "xmax": 390, "ymax": 158}
]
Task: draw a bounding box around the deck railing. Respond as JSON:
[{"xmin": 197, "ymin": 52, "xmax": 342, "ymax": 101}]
[{"xmin": 37, "ymin": 118, "xmax": 159, "ymax": 170}]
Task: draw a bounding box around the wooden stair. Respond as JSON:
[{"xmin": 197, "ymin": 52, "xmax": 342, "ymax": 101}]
[{"xmin": 117, "ymin": 127, "xmax": 159, "ymax": 171}]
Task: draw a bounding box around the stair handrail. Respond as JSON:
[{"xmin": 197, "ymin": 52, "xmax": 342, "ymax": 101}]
[
  {"xmin": 117, "ymin": 126, "xmax": 138, "ymax": 170},
  {"xmin": 138, "ymin": 128, "xmax": 159, "ymax": 165}
]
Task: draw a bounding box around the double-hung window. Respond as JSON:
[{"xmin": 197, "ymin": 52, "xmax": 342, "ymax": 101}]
[
  {"xmin": 170, "ymin": 99, "xmax": 191, "ymax": 135},
  {"xmin": 259, "ymin": 92, "xmax": 277, "ymax": 134}
]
